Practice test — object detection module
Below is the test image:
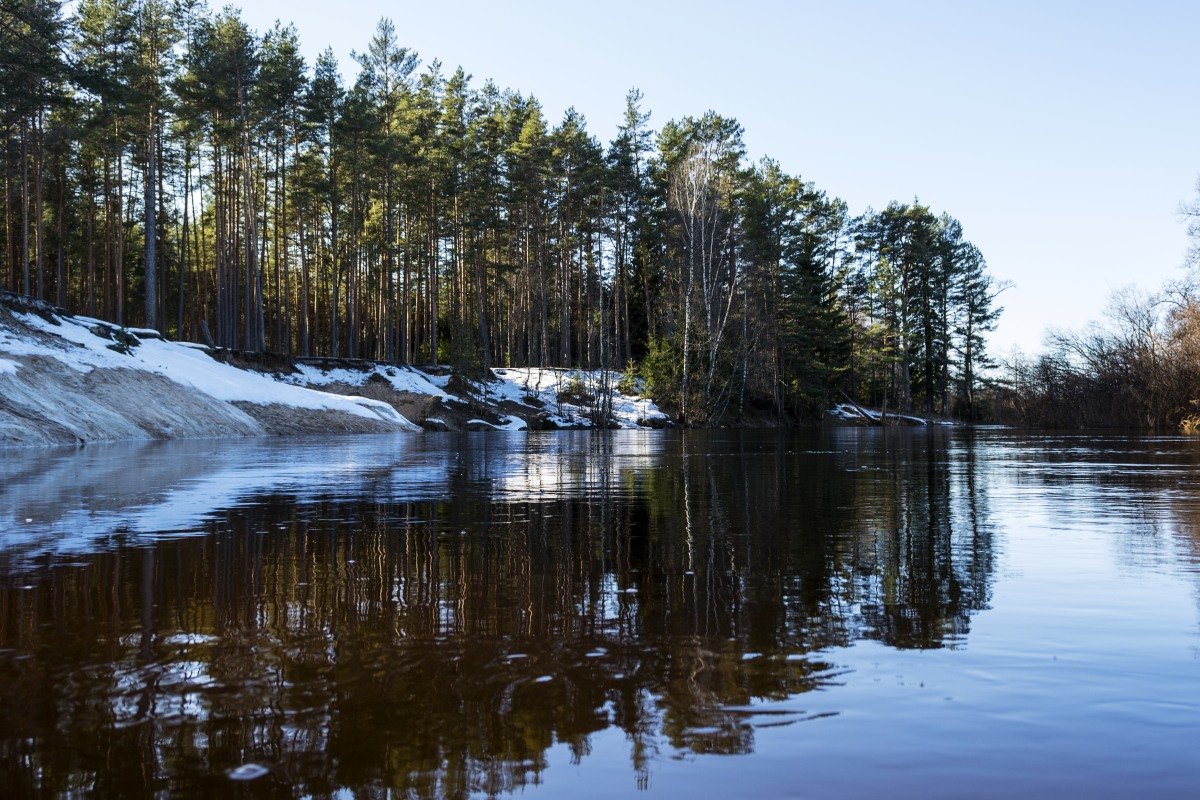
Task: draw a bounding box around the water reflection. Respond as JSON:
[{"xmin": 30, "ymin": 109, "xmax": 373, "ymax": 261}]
[{"xmin": 0, "ymin": 430, "xmax": 997, "ymax": 797}]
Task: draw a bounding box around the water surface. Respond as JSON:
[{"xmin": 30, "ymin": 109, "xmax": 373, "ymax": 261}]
[{"xmin": 1, "ymin": 429, "xmax": 1198, "ymax": 798}]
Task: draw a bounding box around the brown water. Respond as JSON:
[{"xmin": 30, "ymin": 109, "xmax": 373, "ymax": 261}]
[{"xmin": 1, "ymin": 429, "xmax": 1198, "ymax": 798}]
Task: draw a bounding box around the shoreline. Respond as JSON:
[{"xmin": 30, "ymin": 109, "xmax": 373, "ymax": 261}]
[{"xmin": 0, "ymin": 293, "xmax": 672, "ymax": 448}]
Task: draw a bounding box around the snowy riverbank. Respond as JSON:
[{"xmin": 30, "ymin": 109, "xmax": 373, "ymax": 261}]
[
  {"xmin": 826, "ymin": 403, "xmax": 957, "ymax": 427},
  {"xmin": 0, "ymin": 294, "xmax": 670, "ymax": 447}
]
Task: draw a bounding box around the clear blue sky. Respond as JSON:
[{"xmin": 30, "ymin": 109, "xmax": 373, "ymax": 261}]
[{"xmin": 235, "ymin": 0, "xmax": 1200, "ymax": 356}]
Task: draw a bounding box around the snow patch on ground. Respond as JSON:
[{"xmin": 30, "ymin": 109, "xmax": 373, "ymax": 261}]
[
  {"xmin": 283, "ymin": 362, "xmax": 453, "ymax": 400},
  {"xmin": 488, "ymin": 368, "xmax": 670, "ymax": 429},
  {"xmin": 285, "ymin": 362, "xmax": 672, "ymax": 430},
  {"xmin": 467, "ymin": 415, "xmax": 529, "ymax": 431},
  {"xmin": 828, "ymin": 403, "xmax": 956, "ymax": 427},
  {"xmin": 1, "ymin": 298, "xmax": 671, "ymax": 445},
  {"xmin": 4, "ymin": 311, "xmax": 417, "ymax": 429}
]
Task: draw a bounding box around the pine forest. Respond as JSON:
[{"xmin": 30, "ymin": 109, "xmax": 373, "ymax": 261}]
[{"xmin": 1, "ymin": 0, "xmax": 1004, "ymax": 423}]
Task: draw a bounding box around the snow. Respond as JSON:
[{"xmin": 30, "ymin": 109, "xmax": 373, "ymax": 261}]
[
  {"xmin": 829, "ymin": 404, "xmax": 871, "ymax": 421},
  {"xmin": 284, "ymin": 363, "xmax": 453, "ymax": 400},
  {"xmin": 499, "ymin": 415, "xmax": 529, "ymax": 431},
  {"xmin": 1, "ymin": 303, "xmax": 672, "ymax": 444},
  {"xmin": 124, "ymin": 327, "xmax": 164, "ymax": 339},
  {"xmin": 2, "ymin": 311, "xmax": 419, "ymax": 430},
  {"xmin": 828, "ymin": 403, "xmax": 957, "ymax": 427},
  {"xmin": 488, "ymin": 368, "xmax": 670, "ymax": 429},
  {"xmin": 286, "ymin": 362, "xmax": 671, "ymax": 431},
  {"xmin": 423, "ymin": 371, "xmax": 452, "ymax": 389},
  {"xmin": 467, "ymin": 415, "xmax": 529, "ymax": 431}
]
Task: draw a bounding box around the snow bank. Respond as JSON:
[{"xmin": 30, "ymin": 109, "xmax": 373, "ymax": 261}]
[
  {"xmin": 2, "ymin": 311, "xmax": 415, "ymax": 427},
  {"xmin": 827, "ymin": 403, "xmax": 956, "ymax": 427},
  {"xmin": 284, "ymin": 362, "xmax": 673, "ymax": 431},
  {"xmin": 467, "ymin": 414, "xmax": 529, "ymax": 431},
  {"xmin": 487, "ymin": 368, "xmax": 671, "ymax": 429},
  {"xmin": 283, "ymin": 362, "xmax": 453, "ymax": 400},
  {"xmin": 0, "ymin": 296, "xmax": 672, "ymax": 447},
  {"xmin": 0, "ymin": 306, "xmax": 418, "ymax": 446}
]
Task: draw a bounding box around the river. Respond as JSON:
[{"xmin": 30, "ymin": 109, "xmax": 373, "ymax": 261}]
[{"xmin": 1, "ymin": 429, "xmax": 1198, "ymax": 798}]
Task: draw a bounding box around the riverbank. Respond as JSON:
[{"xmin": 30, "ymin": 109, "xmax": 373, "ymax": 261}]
[
  {"xmin": 0, "ymin": 293, "xmax": 669, "ymax": 447},
  {"xmin": 825, "ymin": 402, "xmax": 958, "ymax": 427}
]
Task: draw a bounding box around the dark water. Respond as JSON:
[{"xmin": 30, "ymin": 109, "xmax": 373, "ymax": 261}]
[{"xmin": 1, "ymin": 429, "xmax": 1198, "ymax": 799}]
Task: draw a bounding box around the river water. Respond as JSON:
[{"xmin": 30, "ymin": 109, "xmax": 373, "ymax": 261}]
[{"xmin": 1, "ymin": 429, "xmax": 1198, "ymax": 798}]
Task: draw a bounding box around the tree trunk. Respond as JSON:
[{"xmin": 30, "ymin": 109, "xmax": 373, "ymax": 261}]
[
  {"xmin": 115, "ymin": 145, "xmax": 125, "ymax": 326},
  {"xmin": 179, "ymin": 145, "xmax": 190, "ymax": 338},
  {"xmin": 33, "ymin": 111, "xmax": 45, "ymax": 300},
  {"xmin": 20, "ymin": 117, "xmax": 29, "ymax": 296},
  {"xmin": 55, "ymin": 154, "xmax": 65, "ymax": 308},
  {"xmin": 144, "ymin": 118, "xmax": 157, "ymax": 330}
]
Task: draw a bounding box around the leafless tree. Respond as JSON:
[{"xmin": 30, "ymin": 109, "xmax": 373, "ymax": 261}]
[{"xmin": 668, "ymin": 141, "xmax": 741, "ymax": 423}]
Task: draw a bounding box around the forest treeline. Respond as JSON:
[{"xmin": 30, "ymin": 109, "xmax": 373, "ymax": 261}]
[
  {"xmin": 1, "ymin": 0, "xmax": 1004, "ymax": 423},
  {"xmin": 989, "ymin": 183, "xmax": 1200, "ymax": 432},
  {"xmin": 995, "ymin": 283, "xmax": 1200, "ymax": 431}
]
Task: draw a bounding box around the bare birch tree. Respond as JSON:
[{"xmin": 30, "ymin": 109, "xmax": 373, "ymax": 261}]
[{"xmin": 667, "ymin": 120, "xmax": 743, "ymax": 423}]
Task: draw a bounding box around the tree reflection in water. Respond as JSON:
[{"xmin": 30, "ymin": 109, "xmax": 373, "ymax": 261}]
[{"xmin": 0, "ymin": 429, "xmax": 995, "ymax": 797}]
